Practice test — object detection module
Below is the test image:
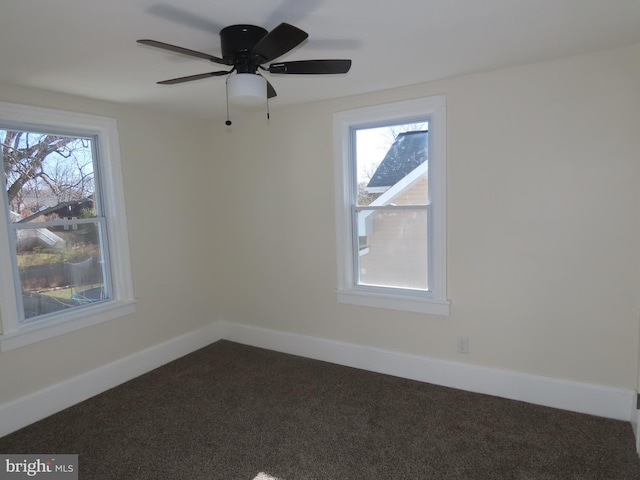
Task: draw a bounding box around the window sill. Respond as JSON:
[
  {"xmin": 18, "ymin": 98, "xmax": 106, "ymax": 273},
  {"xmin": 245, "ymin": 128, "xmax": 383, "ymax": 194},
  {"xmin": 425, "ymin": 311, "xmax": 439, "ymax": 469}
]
[
  {"xmin": 336, "ymin": 289, "xmax": 450, "ymax": 316},
  {"xmin": 0, "ymin": 299, "xmax": 136, "ymax": 352}
]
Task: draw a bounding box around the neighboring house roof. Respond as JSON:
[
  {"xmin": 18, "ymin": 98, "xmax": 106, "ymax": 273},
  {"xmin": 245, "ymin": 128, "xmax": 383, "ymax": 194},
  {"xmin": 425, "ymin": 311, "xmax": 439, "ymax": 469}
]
[
  {"xmin": 366, "ymin": 130, "xmax": 428, "ymax": 193},
  {"xmin": 358, "ymin": 132, "xmax": 429, "ymax": 238},
  {"xmin": 359, "ymin": 160, "xmax": 429, "ymax": 237},
  {"xmin": 17, "ymin": 198, "xmax": 94, "ymax": 223}
]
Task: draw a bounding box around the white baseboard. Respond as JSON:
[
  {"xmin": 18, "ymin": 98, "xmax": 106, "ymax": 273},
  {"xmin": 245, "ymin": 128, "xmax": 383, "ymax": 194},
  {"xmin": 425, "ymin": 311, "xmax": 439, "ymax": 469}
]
[
  {"xmin": 1, "ymin": 319, "xmax": 636, "ymax": 440},
  {"xmin": 219, "ymin": 320, "xmax": 636, "ymax": 423},
  {"xmin": 0, "ymin": 322, "xmax": 223, "ymax": 438},
  {"xmin": 634, "ymin": 408, "xmax": 640, "ymax": 454}
]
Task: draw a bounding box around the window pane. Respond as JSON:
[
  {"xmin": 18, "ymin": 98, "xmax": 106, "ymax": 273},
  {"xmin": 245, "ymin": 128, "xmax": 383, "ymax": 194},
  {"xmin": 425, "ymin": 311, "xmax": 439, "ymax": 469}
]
[
  {"xmin": 15, "ymin": 222, "xmax": 109, "ymax": 320},
  {"xmin": 355, "ymin": 122, "xmax": 428, "ymax": 206},
  {"xmin": 356, "ymin": 209, "xmax": 428, "ymax": 291},
  {"xmin": 2, "ymin": 130, "xmax": 96, "ymax": 224},
  {"xmin": 2, "ymin": 128, "xmax": 107, "ymax": 322}
]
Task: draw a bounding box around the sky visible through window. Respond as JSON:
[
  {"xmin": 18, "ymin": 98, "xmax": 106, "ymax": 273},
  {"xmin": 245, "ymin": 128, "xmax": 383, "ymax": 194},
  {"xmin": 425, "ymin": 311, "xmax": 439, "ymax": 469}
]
[{"xmin": 1, "ymin": 129, "xmax": 95, "ymax": 216}]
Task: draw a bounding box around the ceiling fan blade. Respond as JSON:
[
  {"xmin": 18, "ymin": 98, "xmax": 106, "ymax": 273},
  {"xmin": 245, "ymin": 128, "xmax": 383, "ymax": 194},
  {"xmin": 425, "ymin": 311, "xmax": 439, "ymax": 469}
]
[
  {"xmin": 250, "ymin": 23, "xmax": 308, "ymax": 63},
  {"xmin": 268, "ymin": 59, "xmax": 351, "ymax": 74},
  {"xmin": 137, "ymin": 39, "xmax": 231, "ymax": 65},
  {"xmin": 157, "ymin": 71, "xmax": 231, "ymax": 85},
  {"xmin": 266, "ymin": 79, "xmax": 277, "ymax": 99}
]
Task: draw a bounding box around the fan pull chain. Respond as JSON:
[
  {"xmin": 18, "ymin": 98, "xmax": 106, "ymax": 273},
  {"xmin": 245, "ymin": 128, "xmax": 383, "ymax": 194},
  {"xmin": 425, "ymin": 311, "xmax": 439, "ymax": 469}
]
[
  {"xmin": 225, "ymin": 76, "xmax": 232, "ymax": 126},
  {"xmin": 267, "ymin": 98, "xmax": 270, "ymax": 121}
]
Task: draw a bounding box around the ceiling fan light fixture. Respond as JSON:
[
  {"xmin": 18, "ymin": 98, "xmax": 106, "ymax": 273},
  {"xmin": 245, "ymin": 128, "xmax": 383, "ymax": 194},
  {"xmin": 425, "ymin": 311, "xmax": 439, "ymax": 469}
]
[{"xmin": 227, "ymin": 73, "xmax": 266, "ymax": 107}]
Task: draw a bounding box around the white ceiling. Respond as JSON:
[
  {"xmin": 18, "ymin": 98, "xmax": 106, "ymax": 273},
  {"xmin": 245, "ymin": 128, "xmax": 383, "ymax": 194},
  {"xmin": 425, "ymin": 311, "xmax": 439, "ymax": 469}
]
[{"xmin": 2, "ymin": 0, "xmax": 640, "ymax": 120}]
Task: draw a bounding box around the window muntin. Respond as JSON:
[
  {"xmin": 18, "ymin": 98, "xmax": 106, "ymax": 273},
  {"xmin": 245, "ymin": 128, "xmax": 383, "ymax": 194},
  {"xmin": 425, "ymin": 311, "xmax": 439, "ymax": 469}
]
[{"xmin": 333, "ymin": 96, "xmax": 448, "ymax": 315}]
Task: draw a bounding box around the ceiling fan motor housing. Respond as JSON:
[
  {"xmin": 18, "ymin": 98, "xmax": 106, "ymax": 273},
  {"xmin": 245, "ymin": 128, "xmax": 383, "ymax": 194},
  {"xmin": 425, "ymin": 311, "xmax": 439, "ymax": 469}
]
[{"xmin": 220, "ymin": 25, "xmax": 268, "ymax": 71}]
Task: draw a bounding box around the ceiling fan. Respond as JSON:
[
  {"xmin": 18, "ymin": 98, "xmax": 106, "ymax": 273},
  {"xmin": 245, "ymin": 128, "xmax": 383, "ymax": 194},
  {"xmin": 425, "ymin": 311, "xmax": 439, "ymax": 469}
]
[{"xmin": 137, "ymin": 23, "xmax": 352, "ymax": 104}]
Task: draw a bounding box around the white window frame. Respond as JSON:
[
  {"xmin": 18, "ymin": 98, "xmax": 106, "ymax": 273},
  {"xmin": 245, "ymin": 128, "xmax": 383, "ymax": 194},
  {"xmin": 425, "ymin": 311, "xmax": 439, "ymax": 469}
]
[
  {"xmin": 333, "ymin": 95, "xmax": 449, "ymax": 315},
  {"xmin": 0, "ymin": 102, "xmax": 136, "ymax": 351}
]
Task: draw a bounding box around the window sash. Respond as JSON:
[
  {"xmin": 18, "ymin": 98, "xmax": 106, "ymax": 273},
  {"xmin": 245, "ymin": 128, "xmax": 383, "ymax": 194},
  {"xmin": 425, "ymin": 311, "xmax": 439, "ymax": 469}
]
[
  {"xmin": 351, "ymin": 204, "xmax": 431, "ymax": 293},
  {"xmin": 333, "ymin": 95, "xmax": 449, "ymax": 315},
  {"xmin": 2, "ymin": 128, "xmax": 112, "ymax": 324},
  {"xmin": 0, "ymin": 102, "xmax": 135, "ymax": 350},
  {"xmin": 9, "ymin": 217, "xmax": 112, "ymax": 323}
]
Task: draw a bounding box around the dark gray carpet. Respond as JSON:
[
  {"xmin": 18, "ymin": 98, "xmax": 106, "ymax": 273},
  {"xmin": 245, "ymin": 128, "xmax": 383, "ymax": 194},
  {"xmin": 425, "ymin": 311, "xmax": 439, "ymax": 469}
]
[{"xmin": 1, "ymin": 340, "xmax": 638, "ymax": 479}]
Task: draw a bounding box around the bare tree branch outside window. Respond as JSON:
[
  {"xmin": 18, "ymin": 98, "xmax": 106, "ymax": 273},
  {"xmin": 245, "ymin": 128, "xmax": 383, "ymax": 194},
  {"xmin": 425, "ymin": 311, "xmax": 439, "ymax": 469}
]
[{"xmin": 1, "ymin": 131, "xmax": 94, "ymax": 217}]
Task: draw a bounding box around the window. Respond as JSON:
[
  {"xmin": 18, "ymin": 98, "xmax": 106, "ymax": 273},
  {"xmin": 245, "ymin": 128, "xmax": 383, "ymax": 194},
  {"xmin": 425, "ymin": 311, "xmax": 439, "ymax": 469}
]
[
  {"xmin": 0, "ymin": 102, "xmax": 135, "ymax": 351},
  {"xmin": 333, "ymin": 96, "xmax": 449, "ymax": 315}
]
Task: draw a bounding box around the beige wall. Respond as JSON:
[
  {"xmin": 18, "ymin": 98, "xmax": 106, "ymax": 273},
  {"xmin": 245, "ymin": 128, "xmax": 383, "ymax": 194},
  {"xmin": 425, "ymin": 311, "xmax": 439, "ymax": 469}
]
[
  {"xmin": 0, "ymin": 84, "xmax": 213, "ymax": 405},
  {"xmin": 0, "ymin": 42, "xmax": 638, "ymax": 411},
  {"xmin": 210, "ymin": 43, "xmax": 640, "ymax": 390}
]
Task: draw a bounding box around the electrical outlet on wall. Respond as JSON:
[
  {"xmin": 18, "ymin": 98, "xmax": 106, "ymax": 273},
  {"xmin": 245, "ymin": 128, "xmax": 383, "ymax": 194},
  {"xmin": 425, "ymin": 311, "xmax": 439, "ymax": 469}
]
[{"xmin": 457, "ymin": 336, "xmax": 469, "ymax": 354}]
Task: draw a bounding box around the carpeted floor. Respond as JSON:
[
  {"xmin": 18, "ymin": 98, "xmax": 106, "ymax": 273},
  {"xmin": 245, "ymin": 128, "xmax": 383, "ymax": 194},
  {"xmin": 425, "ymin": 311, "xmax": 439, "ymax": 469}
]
[{"xmin": 0, "ymin": 340, "xmax": 638, "ymax": 479}]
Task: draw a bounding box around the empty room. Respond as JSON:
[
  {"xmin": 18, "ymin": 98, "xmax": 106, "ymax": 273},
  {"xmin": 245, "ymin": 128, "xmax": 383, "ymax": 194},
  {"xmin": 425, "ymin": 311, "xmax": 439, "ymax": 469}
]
[{"xmin": 0, "ymin": 1, "xmax": 639, "ymax": 478}]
